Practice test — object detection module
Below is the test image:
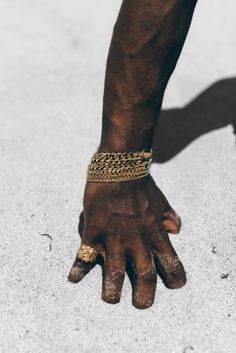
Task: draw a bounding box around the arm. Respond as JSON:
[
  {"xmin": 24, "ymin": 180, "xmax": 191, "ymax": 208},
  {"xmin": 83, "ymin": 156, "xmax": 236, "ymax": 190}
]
[
  {"xmin": 68, "ymin": 0, "xmax": 198, "ymax": 309},
  {"xmin": 99, "ymin": 0, "xmax": 198, "ymax": 153}
]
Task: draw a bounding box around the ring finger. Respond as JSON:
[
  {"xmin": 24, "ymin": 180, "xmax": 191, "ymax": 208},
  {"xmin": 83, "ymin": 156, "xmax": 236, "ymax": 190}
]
[{"xmin": 127, "ymin": 234, "xmax": 157, "ymax": 309}]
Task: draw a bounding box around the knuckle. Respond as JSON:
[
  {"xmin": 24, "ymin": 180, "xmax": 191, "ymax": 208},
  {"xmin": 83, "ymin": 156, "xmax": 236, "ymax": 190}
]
[
  {"xmin": 137, "ymin": 266, "xmax": 156, "ymax": 282},
  {"xmin": 107, "ymin": 267, "xmax": 125, "ymax": 280},
  {"xmin": 150, "ymin": 222, "xmax": 168, "ymax": 237}
]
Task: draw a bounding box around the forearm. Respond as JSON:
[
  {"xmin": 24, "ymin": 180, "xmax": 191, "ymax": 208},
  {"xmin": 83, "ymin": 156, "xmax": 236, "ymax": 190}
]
[{"xmin": 98, "ymin": 0, "xmax": 198, "ymax": 152}]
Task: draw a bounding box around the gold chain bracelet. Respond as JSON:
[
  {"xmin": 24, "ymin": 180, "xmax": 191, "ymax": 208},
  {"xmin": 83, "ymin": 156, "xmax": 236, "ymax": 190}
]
[{"xmin": 86, "ymin": 150, "xmax": 152, "ymax": 183}]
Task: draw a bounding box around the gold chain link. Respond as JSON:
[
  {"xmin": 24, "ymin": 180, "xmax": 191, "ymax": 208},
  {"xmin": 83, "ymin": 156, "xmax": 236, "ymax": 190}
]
[{"xmin": 87, "ymin": 150, "xmax": 152, "ymax": 182}]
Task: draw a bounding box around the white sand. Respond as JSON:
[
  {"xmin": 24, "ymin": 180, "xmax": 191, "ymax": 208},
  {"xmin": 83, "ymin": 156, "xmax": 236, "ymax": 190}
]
[{"xmin": 0, "ymin": 1, "xmax": 235, "ymax": 352}]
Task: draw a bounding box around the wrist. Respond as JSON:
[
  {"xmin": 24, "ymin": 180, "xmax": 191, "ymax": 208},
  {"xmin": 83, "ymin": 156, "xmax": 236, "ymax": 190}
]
[
  {"xmin": 98, "ymin": 122, "xmax": 154, "ymax": 153},
  {"xmin": 87, "ymin": 150, "xmax": 152, "ymax": 183},
  {"xmin": 98, "ymin": 140, "xmax": 152, "ymax": 153}
]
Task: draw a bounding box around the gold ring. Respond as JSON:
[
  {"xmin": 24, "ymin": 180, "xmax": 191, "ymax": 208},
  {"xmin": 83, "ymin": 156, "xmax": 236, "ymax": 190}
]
[{"xmin": 76, "ymin": 244, "xmax": 97, "ymax": 263}]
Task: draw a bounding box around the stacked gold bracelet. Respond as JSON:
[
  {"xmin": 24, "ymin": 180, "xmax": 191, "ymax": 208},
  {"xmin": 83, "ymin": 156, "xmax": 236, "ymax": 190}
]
[{"xmin": 86, "ymin": 150, "xmax": 152, "ymax": 183}]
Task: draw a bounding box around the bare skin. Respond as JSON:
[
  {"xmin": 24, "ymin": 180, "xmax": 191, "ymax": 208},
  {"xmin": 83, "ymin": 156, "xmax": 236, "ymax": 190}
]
[{"xmin": 68, "ymin": 0, "xmax": 198, "ymax": 309}]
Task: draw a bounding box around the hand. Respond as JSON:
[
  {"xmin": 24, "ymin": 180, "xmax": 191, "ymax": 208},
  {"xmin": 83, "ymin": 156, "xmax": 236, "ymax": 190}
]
[{"xmin": 68, "ymin": 175, "xmax": 186, "ymax": 309}]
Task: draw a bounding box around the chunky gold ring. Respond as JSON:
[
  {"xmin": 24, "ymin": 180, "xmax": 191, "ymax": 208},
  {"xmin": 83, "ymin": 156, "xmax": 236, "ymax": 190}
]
[{"xmin": 76, "ymin": 244, "xmax": 97, "ymax": 263}]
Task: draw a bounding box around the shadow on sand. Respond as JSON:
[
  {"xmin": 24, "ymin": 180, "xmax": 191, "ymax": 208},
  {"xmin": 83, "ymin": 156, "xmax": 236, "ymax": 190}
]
[{"xmin": 152, "ymin": 78, "xmax": 236, "ymax": 163}]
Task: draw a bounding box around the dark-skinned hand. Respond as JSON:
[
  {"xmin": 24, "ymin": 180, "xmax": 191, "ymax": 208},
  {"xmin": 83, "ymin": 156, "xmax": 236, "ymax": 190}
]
[{"xmin": 68, "ymin": 175, "xmax": 186, "ymax": 309}]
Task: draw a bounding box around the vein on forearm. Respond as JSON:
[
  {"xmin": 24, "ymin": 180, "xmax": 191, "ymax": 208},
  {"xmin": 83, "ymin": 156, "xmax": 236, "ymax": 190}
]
[{"xmin": 99, "ymin": 0, "xmax": 198, "ymax": 151}]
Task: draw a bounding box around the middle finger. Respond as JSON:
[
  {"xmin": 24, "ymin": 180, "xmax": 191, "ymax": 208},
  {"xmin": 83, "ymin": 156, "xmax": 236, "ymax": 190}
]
[{"xmin": 102, "ymin": 235, "xmax": 125, "ymax": 304}]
